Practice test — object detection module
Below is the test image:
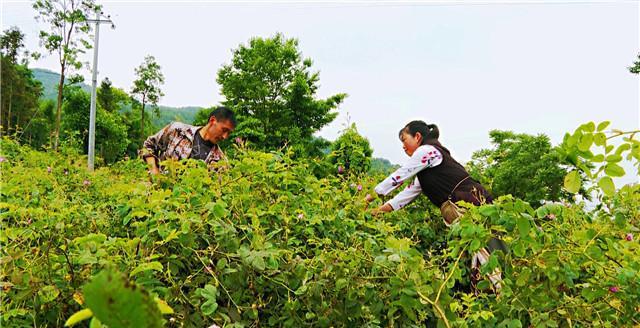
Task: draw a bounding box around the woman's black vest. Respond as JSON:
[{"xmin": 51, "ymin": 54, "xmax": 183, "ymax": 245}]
[{"xmin": 416, "ymin": 143, "xmax": 492, "ymax": 207}]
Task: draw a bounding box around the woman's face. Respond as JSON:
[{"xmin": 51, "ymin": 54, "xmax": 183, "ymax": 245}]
[{"xmin": 400, "ymin": 131, "xmax": 422, "ymax": 157}]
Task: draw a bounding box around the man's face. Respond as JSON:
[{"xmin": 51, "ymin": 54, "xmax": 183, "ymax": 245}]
[{"xmin": 205, "ymin": 117, "xmax": 235, "ymax": 143}]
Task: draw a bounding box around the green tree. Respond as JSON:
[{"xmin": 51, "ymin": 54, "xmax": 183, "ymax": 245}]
[
  {"xmin": 33, "ymin": 0, "xmax": 100, "ymax": 150},
  {"xmin": 217, "ymin": 33, "xmax": 346, "ymax": 151},
  {"xmin": 328, "ymin": 123, "xmax": 373, "ymax": 175},
  {"xmin": 0, "ymin": 26, "xmax": 27, "ymax": 64},
  {"xmin": 28, "ymin": 99, "xmax": 56, "ymax": 148},
  {"xmin": 98, "ymin": 77, "xmax": 130, "ymax": 113},
  {"xmin": 192, "ymin": 107, "xmax": 212, "ymax": 126},
  {"xmin": 1, "ymin": 27, "xmax": 44, "ymax": 142},
  {"xmin": 131, "ymin": 55, "xmax": 164, "ymax": 145},
  {"xmin": 61, "ymin": 86, "xmax": 129, "ymax": 163},
  {"xmin": 629, "ymin": 54, "xmax": 640, "ymax": 74},
  {"xmin": 466, "ymin": 130, "xmax": 568, "ymax": 204}
]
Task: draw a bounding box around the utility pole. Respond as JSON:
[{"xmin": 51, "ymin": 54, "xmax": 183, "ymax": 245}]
[{"xmin": 87, "ymin": 12, "xmax": 114, "ymax": 171}]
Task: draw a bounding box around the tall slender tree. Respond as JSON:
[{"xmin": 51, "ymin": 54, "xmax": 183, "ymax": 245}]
[
  {"xmin": 33, "ymin": 0, "xmax": 100, "ymax": 149},
  {"xmin": 1, "ymin": 27, "xmax": 43, "ymax": 137},
  {"xmin": 0, "ymin": 26, "xmax": 26, "ymax": 64},
  {"xmin": 131, "ymin": 55, "xmax": 164, "ymax": 145}
]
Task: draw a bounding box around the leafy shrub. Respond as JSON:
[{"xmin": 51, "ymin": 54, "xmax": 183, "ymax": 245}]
[
  {"xmin": 0, "ymin": 121, "xmax": 638, "ymax": 327},
  {"xmin": 328, "ymin": 123, "xmax": 373, "ymax": 175}
]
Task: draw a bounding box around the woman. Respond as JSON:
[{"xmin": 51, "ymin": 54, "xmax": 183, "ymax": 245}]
[{"xmin": 364, "ymin": 120, "xmax": 503, "ymax": 293}]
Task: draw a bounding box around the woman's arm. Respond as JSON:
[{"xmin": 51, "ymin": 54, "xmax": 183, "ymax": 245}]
[
  {"xmin": 373, "ymin": 145, "xmax": 443, "ymax": 196},
  {"xmin": 385, "ymin": 177, "xmax": 423, "ymax": 210}
]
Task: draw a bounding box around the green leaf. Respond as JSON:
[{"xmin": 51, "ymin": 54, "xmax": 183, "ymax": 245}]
[
  {"xmin": 605, "ymin": 144, "xmax": 614, "ymax": 154},
  {"xmin": 604, "ymin": 163, "xmax": 625, "ymax": 177},
  {"xmin": 130, "ymin": 261, "xmax": 163, "ymax": 277},
  {"xmin": 84, "ymin": 269, "xmax": 162, "ymax": 328},
  {"xmin": 563, "ymin": 171, "xmax": 581, "ymax": 193},
  {"xmin": 605, "ymin": 154, "xmax": 622, "ymax": 163},
  {"xmin": 65, "ymin": 309, "xmax": 93, "ymax": 327},
  {"xmin": 89, "ymin": 317, "xmax": 105, "ymax": 328},
  {"xmin": 154, "ymin": 298, "xmax": 174, "ymax": 314},
  {"xmin": 598, "ymin": 177, "xmax": 615, "ymax": 196},
  {"xmin": 512, "ymin": 243, "xmax": 526, "ymax": 257},
  {"xmin": 478, "ymin": 205, "xmax": 498, "ymax": 217},
  {"xmin": 508, "ymin": 319, "xmax": 523, "ymax": 328},
  {"xmin": 295, "ymin": 284, "xmax": 308, "ymax": 296},
  {"xmin": 470, "ymin": 239, "xmax": 481, "ymax": 251},
  {"xmin": 516, "ymin": 217, "xmax": 531, "ymax": 238},
  {"xmin": 593, "ymin": 133, "xmax": 606, "ymax": 146},
  {"xmin": 581, "ymin": 122, "xmax": 596, "ymax": 132},
  {"xmin": 592, "ymin": 154, "xmax": 605, "ymax": 162},
  {"xmin": 596, "ymin": 121, "xmax": 610, "ymax": 131},
  {"xmin": 616, "ymin": 143, "xmax": 631, "ymax": 154},
  {"xmin": 476, "ymin": 280, "xmax": 490, "ymax": 290},
  {"xmin": 38, "ymin": 285, "xmax": 60, "ymax": 303},
  {"xmin": 252, "ymin": 256, "xmax": 266, "ymax": 271},
  {"xmin": 197, "ymin": 284, "xmax": 218, "ymax": 316},
  {"xmin": 578, "ymin": 134, "xmax": 593, "ymax": 151}
]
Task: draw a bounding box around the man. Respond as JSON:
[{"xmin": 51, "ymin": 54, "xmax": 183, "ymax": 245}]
[{"xmin": 141, "ymin": 106, "xmax": 236, "ymax": 174}]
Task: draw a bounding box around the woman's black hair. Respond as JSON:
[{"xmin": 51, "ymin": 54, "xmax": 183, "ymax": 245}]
[{"xmin": 399, "ymin": 120, "xmax": 440, "ymax": 146}]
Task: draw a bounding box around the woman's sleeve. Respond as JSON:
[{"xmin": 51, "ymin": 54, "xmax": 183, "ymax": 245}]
[
  {"xmin": 373, "ymin": 145, "xmax": 443, "ymax": 196},
  {"xmin": 387, "ymin": 177, "xmax": 423, "ymax": 210}
]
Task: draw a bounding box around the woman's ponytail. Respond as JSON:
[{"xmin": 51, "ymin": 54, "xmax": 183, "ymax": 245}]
[
  {"xmin": 426, "ymin": 124, "xmax": 439, "ymax": 140},
  {"xmin": 400, "ymin": 121, "xmax": 440, "ymax": 146}
]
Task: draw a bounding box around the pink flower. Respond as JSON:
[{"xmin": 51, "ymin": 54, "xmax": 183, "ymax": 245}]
[
  {"xmin": 337, "ymin": 166, "xmax": 344, "ymax": 174},
  {"xmin": 297, "ymin": 213, "xmax": 304, "ymax": 219},
  {"xmin": 83, "ymin": 179, "xmax": 91, "ymax": 186},
  {"xmin": 235, "ymin": 137, "xmax": 242, "ymax": 144},
  {"xmin": 0, "ymin": 157, "xmax": 5, "ymax": 163},
  {"xmin": 626, "ymin": 233, "xmax": 634, "ymax": 241},
  {"xmin": 47, "ymin": 166, "xmax": 52, "ymax": 173},
  {"xmin": 609, "ymin": 286, "xmax": 620, "ymax": 293},
  {"xmin": 27, "ymin": 218, "xmax": 32, "ymax": 225},
  {"xmin": 357, "ymin": 184, "xmax": 363, "ymax": 191}
]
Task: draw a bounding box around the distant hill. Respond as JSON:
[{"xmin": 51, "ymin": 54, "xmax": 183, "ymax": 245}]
[
  {"xmin": 370, "ymin": 157, "xmax": 399, "ymax": 175},
  {"xmin": 32, "ymin": 68, "xmax": 202, "ymax": 126},
  {"xmin": 32, "ymin": 68, "xmax": 92, "ymax": 100},
  {"xmin": 154, "ymin": 105, "xmax": 202, "ymax": 127}
]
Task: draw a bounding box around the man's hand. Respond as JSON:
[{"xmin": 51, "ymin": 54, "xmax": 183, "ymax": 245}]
[{"xmin": 146, "ymin": 157, "xmax": 160, "ymax": 175}]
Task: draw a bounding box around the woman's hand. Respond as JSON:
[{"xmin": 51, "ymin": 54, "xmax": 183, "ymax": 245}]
[
  {"xmin": 370, "ymin": 203, "xmax": 393, "ymax": 217},
  {"xmin": 363, "ymin": 193, "xmax": 375, "ymax": 205}
]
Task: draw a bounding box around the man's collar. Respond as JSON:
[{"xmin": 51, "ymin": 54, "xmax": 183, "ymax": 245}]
[{"xmin": 182, "ymin": 124, "xmax": 201, "ymax": 142}]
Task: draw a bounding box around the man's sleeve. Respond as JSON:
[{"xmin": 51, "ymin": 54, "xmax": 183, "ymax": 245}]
[{"xmin": 140, "ymin": 123, "xmax": 173, "ymax": 164}]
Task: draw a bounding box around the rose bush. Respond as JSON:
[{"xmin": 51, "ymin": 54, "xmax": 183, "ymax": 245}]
[{"xmin": 0, "ymin": 121, "xmax": 638, "ymax": 327}]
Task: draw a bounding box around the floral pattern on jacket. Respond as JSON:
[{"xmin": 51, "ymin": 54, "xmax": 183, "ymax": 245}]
[{"xmin": 140, "ymin": 122, "xmax": 225, "ymax": 166}]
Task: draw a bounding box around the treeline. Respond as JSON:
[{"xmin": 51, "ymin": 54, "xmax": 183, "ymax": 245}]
[{"xmin": 2, "ymin": 24, "xmax": 585, "ymax": 203}]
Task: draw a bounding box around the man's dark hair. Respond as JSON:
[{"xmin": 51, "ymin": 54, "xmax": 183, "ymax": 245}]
[
  {"xmin": 209, "ymin": 106, "xmax": 237, "ymax": 127},
  {"xmin": 399, "ymin": 120, "xmax": 440, "ymax": 146}
]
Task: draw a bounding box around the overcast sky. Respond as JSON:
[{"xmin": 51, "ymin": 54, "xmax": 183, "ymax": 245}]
[{"xmin": 2, "ymin": 0, "xmax": 639, "ymax": 182}]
